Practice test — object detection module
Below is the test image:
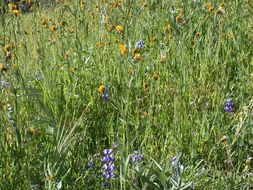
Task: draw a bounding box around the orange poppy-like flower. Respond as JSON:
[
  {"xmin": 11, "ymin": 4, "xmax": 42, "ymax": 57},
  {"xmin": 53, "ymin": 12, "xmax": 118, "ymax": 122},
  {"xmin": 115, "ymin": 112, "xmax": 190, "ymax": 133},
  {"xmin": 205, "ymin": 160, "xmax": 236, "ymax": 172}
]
[{"xmin": 119, "ymin": 43, "xmax": 127, "ymax": 56}]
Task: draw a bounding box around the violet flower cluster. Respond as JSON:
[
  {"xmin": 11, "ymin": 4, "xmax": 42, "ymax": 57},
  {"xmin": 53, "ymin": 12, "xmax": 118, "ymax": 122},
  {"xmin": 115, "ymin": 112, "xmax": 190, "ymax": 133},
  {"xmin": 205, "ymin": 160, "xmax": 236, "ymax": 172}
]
[
  {"xmin": 135, "ymin": 40, "xmax": 145, "ymax": 49},
  {"xmin": 224, "ymin": 99, "xmax": 236, "ymax": 113},
  {"xmin": 131, "ymin": 152, "xmax": 143, "ymax": 163},
  {"xmin": 101, "ymin": 149, "xmax": 115, "ymax": 180}
]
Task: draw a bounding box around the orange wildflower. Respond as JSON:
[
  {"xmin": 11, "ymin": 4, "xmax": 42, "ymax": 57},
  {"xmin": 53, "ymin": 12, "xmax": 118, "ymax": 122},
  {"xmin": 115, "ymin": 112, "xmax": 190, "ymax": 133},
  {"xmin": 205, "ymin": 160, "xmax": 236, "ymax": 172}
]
[{"xmin": 119, "ymin": 43, "xmax": 127, "ymax": 56}]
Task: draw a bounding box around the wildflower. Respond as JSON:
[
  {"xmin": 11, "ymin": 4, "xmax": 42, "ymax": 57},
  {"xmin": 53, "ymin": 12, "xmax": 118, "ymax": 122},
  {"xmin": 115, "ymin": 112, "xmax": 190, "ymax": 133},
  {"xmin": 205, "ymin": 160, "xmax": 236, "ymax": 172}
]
[
  {"xmin": 98, "ymin": 85, "xmax": 109, "ymax": 103},
  {"xmin": 224, "ymin": 99, "xmax": 236, "ymax": 113},
  {"xmin": 165, "ymin": 24, "xmax": 172, "ymax": 30},
  {"xmin": 102, "ymin": 93, "xmax": 109, "ymax": 103},
  {"xmin": 3, "ymin": 44, "xmax": 11, "ymax": 53},
  {"xmin": 119, "ymin": 43, "xmax": 127, "ymax": 56},
  {"xmin": 1, "ymin": 80, "xmax": 11, "ymax": 89},
  {"xmin": 204, "ymin": 3, "xmax": 213, "ymax": 12},
  {"xmin": 176, "ymin": 15, "xmax": 183, "ymax": 24},
  {"xmin": 134, "ymin": 53, "xmax": 142, "ymax": 61},
  {"xmin": 98, "ymin": 85, "xmax": 106, "ymax": 94},
  {"xmin": 152, "ymin": 71, "xmax": 159, "ymax": 80},
  {"xmin": 135, "ymin": 40, "xmax": 145, "ymax": 49},
  {"xmin": 116, "ymin": 25, "xmax": 124, "ymax": 34},
  {"xmin": 143, "ymin": 82, "xmax": 149, "ymax": 91},
  {"xmin": 131, "ymin": 152, "xmax": 143, "ymax": 163},
  {"xmin": 132, "ymin": 48, "xmax": 138, "ymax": 55},
  {"xmin": 86, "ymin": 162, "xmax": 93, "ymax": 169},
  {"xmin": 102, "ymin": 148, "xmax": 116, "ymax": 181},
  {"xmin": 29, "ymin": 127, "xmax": 35, "ymax": 135},
  {"xmin": 97, "ymin": 41, "xmax": 102, "ymax": 48},
  {"xmin": 50, "ymin": 25, "xmax": 57, "ymax": 32},
  {"xmin": 112, "ymin": 143, "xmax": 118, "ymax": 149},
  {"xmin": 172, "ymin": 156, "xmax": 177, "ymax": 167},
  {"xmin": 42, "ymin": 17, "xmax": 48, "ymax": 27},
  {"xmin": 12, "ymin": 9, "xmax": 19, "ymax": 17},
  {"xmin": 0, "ymin": 64, "xmax": 8, "ymax": 72},
  {"xmin": 59, "ymin": 21, "xmax": 67, "ymax": 27}
]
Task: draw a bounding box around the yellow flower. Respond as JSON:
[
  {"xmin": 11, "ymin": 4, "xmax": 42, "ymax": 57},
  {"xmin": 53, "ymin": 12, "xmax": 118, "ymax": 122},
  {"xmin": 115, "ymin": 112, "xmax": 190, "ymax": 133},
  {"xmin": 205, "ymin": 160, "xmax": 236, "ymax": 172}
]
[
  {"xmin": 131, "ymin": 48, "xmax": 138, "ymax": 55},
  {"xmin": 176, "ymin": 15, "xmax": 183, "ymax": 24},
  {"xmin": 42, "ymin": 17, "xmax": 48, "ymax": 27},
  {"xmin": 116, "ymin": 25, "xmax": 124, "ymax": 34},
  {"xmin": 153, "ymin": 71, "xmax": 159, "ymax": 80},
  {"xmin": 98, "ymin": 85, "xmax": 105, "ymax": 94},
  {"xmin": 68, "ymin": 67, "xmax": 77, "ymax": 74},
  {"xmin": 204, "ymin": 3, "xmax": 213, "ymax": 12},
  {"xmin": 12, "ymin": 9, "xmax": 19, "ymax": 17},
  {"xmin": 143, "ymin": 82, "xmax": 149, "ymax": 91},
  {"xmin": 165, "ymin": 24, "xmax": 172, "ymax": 30},
  {"xmin": 0, "ymin": 63, "xmax": 7, "ymax": 72},
  {"xmin": 29, "ymin": 127, "xmax": 36, "ymax": 135},
  {"xmin": 50, "ymin": 25, "xmax": 57, "ymax": 32},
  {"xmin": 134, "ymin": 53, "xmax": 142, "ymax": 61},
  {"xmin": 119, "ymin": 43, "xmax": 127, "ymax": 56},
  {"xmin": 3, "ymin": 44, "xmax": 11, "ymax": 53}
]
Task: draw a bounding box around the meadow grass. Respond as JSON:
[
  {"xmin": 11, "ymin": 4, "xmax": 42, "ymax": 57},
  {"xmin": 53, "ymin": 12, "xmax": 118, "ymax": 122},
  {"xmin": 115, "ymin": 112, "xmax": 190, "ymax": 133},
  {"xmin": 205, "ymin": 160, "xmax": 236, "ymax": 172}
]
[{"xmin": 0, "ymin": 0, "xmax": 253, "ymax": 189}]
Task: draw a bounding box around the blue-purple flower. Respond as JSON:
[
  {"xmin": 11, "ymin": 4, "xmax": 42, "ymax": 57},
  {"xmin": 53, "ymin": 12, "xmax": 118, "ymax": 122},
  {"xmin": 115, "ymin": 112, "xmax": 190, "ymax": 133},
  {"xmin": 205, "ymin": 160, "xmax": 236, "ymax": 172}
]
[
  {"xmin": 98, "ymin": 85, "xmax": 109, "ymax": 103},
  {"xmin": 131, "ymin": 152, "xmax": 143, "ymax": 163},
  {"xmin": 224, "ymin": 99, "xmax": 236, "ymax": 113},
  {"xmin": 102, "ymin": 149, "xmax": 116, "ymax": 180},
  {"xmin": 86, "ymin": 161, "xmax": 93, "ymax": 169},
  {"xmin": 135, "ymin": 40, "xmax": 145, "ymax": 49}
]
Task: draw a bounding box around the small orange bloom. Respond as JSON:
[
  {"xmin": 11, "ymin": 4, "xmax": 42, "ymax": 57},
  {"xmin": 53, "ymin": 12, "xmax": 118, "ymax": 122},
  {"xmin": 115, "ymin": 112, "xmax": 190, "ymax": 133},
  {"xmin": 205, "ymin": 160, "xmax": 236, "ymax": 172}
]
[
  {"xmin": 119, "ymin": 43, "xmax": 127, "ymax": 56},
  {"xmin": 97, "ymin": 41, "xmax": 102, "ymax": 48}
]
